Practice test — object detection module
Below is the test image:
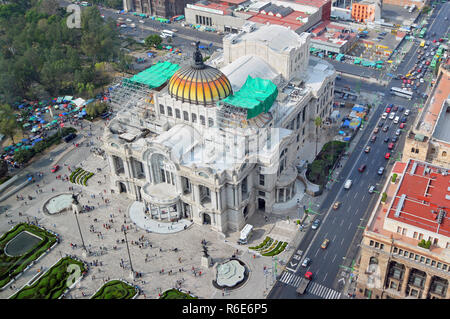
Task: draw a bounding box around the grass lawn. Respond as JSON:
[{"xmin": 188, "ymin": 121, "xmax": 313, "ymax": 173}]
[
  {"xmin": 0, "ymin": 223, "xmax": 58, "ymax": 289},
  {"xmin": 10, "ymin": 257, "xmax": 86, "ymax": 299},
  {"xmin": 91, "ymin": 280, "xmax": 137, "ymax": 299}
]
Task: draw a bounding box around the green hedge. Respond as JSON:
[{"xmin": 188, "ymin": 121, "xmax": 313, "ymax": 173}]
[
  {"xmin": 0, "ymin": 223, "xmax": 58, "ymax": 289},
  {"xmin": 391, "ymin": 173, "xmax": 398, "ymax": 183},
  {"xmin": 306, "ymin": 141, "xmax": 347, "ymax": 186},
  {"xmin": 10, "ymin": 257, "xmax": 86, "ymax": 299},
  {"xmin": 381, "ymin": 192, "xmax": 387, "ymax": 203},
  {"xmin": 160, "ymin": 289, "xmax": 197, "ymax": 299},
  {"xmin": 91, "ymin": 280, "xmax": 137, "ymax": 299},
  {"xmin": 249, "ymin": 237, "xmax": 270, "ymax": 250},
  {"xmin": 262, "ymin": 241, "xmax": 288, "ymax": 257},
  {"xmin": 70, "ymin": 168, "xmax": 94, "ymax": 186}
]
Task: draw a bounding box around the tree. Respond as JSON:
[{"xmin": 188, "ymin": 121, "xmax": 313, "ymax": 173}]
[
  {"xmin": 314, "ymin": 116, "xmax": 322, "ymax": 157},
  {"xmin": 0, "ymin": 104, "xmax": 19, "ymax": 143},
  {"xmin": 145, "ymin": 34, "xmax": 162, "ymax": 48}
]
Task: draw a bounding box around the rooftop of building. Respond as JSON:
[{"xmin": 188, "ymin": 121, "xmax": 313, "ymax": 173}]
[
  {"xmin": 191, "ymin": 0, "xmax": 234, "ymax": 14},
  {"xmin": 309, "ymin": 20, "xmax": 356, "ymax": 46},
  {"xmin": 246, "ymin": 9, "xmax": 307, "ymax": 30},
  {"xmin": 367, "ymin": 160, "xmax": 450, "ymax": 256},
  {"xmin": 224, "ymin": 23, "xmax": 309, "ymax": 52},
  {"xmin": 416, "ymin": 65, "xmax": 450, "ymax": 137},
  {"xmin": 386, "ymin": 160, "xmax": 450, "ymax": 237},
  {"xmin": 431, "ymin": 66, "xmax": 450, "ymax": 143}
]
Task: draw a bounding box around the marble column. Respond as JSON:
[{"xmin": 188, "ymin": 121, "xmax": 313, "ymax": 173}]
[
  {"xmin": 422, "ymin": 274, "xmax": 432, "ymax": 299},
  {"xmin": 108, "ymin": 156, "xmax": 116, "ymax": 175},
  {"xmin": 401, "ymin": 266, "xmax": 411, "ymax": 297}
]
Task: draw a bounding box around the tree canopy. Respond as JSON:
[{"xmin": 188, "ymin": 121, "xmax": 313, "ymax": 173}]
[{"xmin": 0, "ymin": 0, "xmax": 122, "ymax": 104}]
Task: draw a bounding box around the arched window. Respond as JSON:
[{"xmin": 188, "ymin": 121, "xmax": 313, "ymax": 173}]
[
  {"xmin": 183, "ymin": 111, "xmax": 189, "ymax": 121},
  {"xmin": 159, "ymin": 104, "xmax": 165, "ymax": 114},
  {"xmin": 200, "ymin": 115, "xmax": 205, "ymax": 125},
  {"xmin": 442, "ymin": 151, "xmax": 447, "ymax": 157},
  {"xmin": 167, "ymin": 106, "xmax": 173, "ymax": 117},
  {"xmin": 175, "ymin": 108, "xmax": 180, "ymax": 119},
  {"xmin": 411, "ymin": 147, "xmax": 415, "ymax": 153},
  {"xmin": 191, "ymin": 113, "xmax": 197, "ymax": 123},
  {"xmin": 208, "ymin": 117, "xmax": 214, "ymax": 127}
]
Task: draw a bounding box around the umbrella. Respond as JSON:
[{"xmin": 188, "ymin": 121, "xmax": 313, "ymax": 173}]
[
  {"xmin": 21, "ymin": 138, "xmax": 28, "ymax": 142},
  {"xmin": 40, "ymin": 120, "xmax": 46, "ymax": 124},
  {"xmin": 59, "ymin": 114, "xmax": 63, "ymax": 117},
  {"xmin": 16, "ymin": 143, "xmax": 22, "ymax": 147},
  {"xmin": 62, "ymin": 112, "xmax": 68, "ymax": 116}
]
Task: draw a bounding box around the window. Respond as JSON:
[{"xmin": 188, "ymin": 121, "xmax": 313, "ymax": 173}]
[
  {"xmin": 167, "ymin": 106, "xmax": 173, "ymax": 117},
  {"xmin": 375, "ymin": 242, "xmax": 379, "ymax": 248},
  {"xmin": 442, "ymin": 151, "xmax": 447, "ymax": 157},
  {"xmin": 415, "ymin": 255, "xmax": 419, "ymax": 261},
  {"xmin": 191, "ymin": 113, "xmax": 197, "ymax": 123},
  {"xmin": 443, "ymin": 264, "xmax": 447, "ymax": 271},
  {"xmin": 380, "ymin": 244, "xmax": 384, "ymax": 250},
  {"xmin": 393, "ymin": 247, "xmax": 398, "ymax": 253},
  {"xmin": 200, "ymin": 115, "xmax": 205, "ymax": 125},
  {"xmin": 420, "ymin": 256, "xmax": 425, "ymax": 263},
  {"xmin": 208, "ymin": 117, "xmax": 214, "ymax": 127},
  {"xmin": 175, "ymin": 108, "xmax": 180, "ymax": 119},
  {"xmin": 431, "ymin": 260, "xmax": 436, "ymax": 267},
  {"xmin": 259, "ymin": 174, "xmax": 265, "ymax": 186},
  {"xmin": 411, "ymin": 147, "xmax": 415, "ymax": 153},
  {"xmin": 403, "ymin": 250, "xmax": 408, "ymax": 257},
  {"xmin": 399, "ymin": 249, "xmax": 403, "ymax": 255},
  {"xmin": 418, "ymin": 233, "xmax": 423, "ymax": 240},
  {"xmin": 413, "ymin": 232, "xmax": 418, "ymax": 239},
  {"xmin": 437, "ymin": 262, "xmax": 442, "ymax": 269},
  {"xmin": 259, "ymin": 191, "xmax": 265, "ymax": 197},
  {"xmin": 397, "ymin": 226, "xmax": 402, "ymax": 234},
  {"xmin": 159, "ymin": 104, "xmax": 165, "ymax": 114},
  {"xmin": 183, "ymin": 111, "xmax": 189, "ymax": 121},
  {"xmin": 426, "ymin": 258, "xmax": 430, "ymax": 265},
  {"xmin": 402, "ymin": 228, "xmax": 407, "ymax": 236},
  {"xmin": 370, "ymin": 240, "xmax": 374, "ymax": 246},
  {"xmin": 415, "ymin": 149, "xmax": 419, "ymax": 154}
]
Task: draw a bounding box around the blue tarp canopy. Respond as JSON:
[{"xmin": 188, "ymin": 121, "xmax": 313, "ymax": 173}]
[
  {"xmin": 341, "ymin": 119, "xmax": 351, "ymax": 128},
  {"xmin": 352, "ymin": 106, "xmax": 365, "ymax": 112}
]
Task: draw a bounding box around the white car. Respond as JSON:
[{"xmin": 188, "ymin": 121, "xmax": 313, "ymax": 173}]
[
  {"xmin": 126, "ymin": 18, "xmax": 132, "ymax": 22},
  {"xmin": 120, "ymin": 24, "xmax": 127, "ymax": 28},
  {"xmin": 394, "ymin": 116, "xmax": 400, "ymax": 124},
  {"xmin": 420, "ymin": 78, "xmax": 424, "ymax": 83},
  {"xmin": 369, "ymin": 185, "xmax": 375, "ymax": 193},
  {"xmin": 139, "ymin": 20, "xmax": 144, "ymax": 23},
  {"xmin": 344, "ymin": 179, "xmax": 352, "ymax": 189},
  {"xmin": 382, "ymin": 112, "xmax": 388, "ymax": 119},
  {"xmin": 389, "ymin": 112, "xmax": 396, "ymax": 120},
  {"xmin": 404, "ymin": 109, "xmax": 410, "ymax": 116},
  {"xmin": 301, "ymin": 257, "xmax": 311, "ymax": 267}
]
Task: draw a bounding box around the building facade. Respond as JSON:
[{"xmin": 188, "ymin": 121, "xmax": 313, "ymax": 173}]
[
  {"xmin": 105, "ymin": 25, "xmax": 335, "ymax": 234},
  {"xmin": 123, "ymin": 0, "xmax": 195, "ymax": 17},
  {"xmin": 355, "ymin": 159, "xmax": 450, "ymax": 299},
  {"xmin": 351, "ymin": 0, "xmax": 381, "ymax": 22}
]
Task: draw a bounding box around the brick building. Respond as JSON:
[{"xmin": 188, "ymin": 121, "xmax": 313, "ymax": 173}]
[{"xmin": 355, "ymin": 159, "xmax": 450, "ymax": 299}]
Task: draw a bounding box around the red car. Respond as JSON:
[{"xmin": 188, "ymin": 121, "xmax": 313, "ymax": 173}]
[
  {"xmin": 425, "ymin": 61, "xmax": 430, "ymax": 65},
  {"xmin": 358, "ymin": 164, "xmax": 367, "ymax": 172},
  {"xmin": 417, "ymin": 68, "xmax": 422, "ymax": 73},
  {"xmin": 433, "ymin": 39, "xmax": 437, "ymax": 43},
  {"xmin": 399, "ymin": 123, "xmax": 406, "ymax": 129},
  {"xmin": 385, "ymin": 107, "xmax": 391, "ymax": 113},
  {"xmin": 385, "ymin": 153, "xmax": 391, "ymax": 159},
  {"xmin": 51, "ymin": 165, "xmax": 60, "ymax": 173},
  {"xmin": 388, "ymin": 143, "xmax": 394, "ymax": 150}
]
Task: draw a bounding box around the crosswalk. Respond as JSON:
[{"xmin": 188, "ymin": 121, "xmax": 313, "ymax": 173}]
[{"xmin": 279, "ymin": 271, "xmax": 342, "ymax": 299}]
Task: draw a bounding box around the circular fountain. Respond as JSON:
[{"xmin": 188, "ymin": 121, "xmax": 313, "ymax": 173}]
[
  {"xmin": 43, "ymin": 193, "xmax": 75, "ymax": 215},
  {"xmin": 214, "ymin": 259, "xmax": 248, "ymax": 290}
]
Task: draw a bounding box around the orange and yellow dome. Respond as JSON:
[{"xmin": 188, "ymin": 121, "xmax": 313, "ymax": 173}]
[{"xmin": 168, "ymin": 42, "xmax": 232, "ymax": 106}]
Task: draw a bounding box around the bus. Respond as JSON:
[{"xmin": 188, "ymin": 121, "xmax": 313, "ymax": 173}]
[
  {"xmin": 161, "ymin": 29, "xmax": 174, "ymax": 38},
  {"xmin": 390, "ymin": 87, "xmax": 413, "ymax": 100},
  {"xmin": 419, "ymin": 27, "xmax": 427, "ymax": 38}
]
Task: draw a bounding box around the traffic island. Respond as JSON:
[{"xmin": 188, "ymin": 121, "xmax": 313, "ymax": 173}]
[
  {"xmin": 91, "ymin": 279, "xmax": 138, "ymax": 299},
  {"xmin": 0, "ymin": 223, "xmax": 59, "ymax": 289},
  {"xmin": 10, "ymin": 256, "xmax": 87, "ymax": 299}
]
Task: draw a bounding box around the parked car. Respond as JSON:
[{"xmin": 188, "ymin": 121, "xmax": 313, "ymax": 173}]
[
  {"xmin": 368, "ymin": 185, "xmax": 376, "ymax": 193},
  {"xmin": 51, "ymin": 165, "xmax": 60, "ymax": 173},
  {"xmin": 365, "ymin": 146, "xmax": 371, "ymax": 153},
  {"xmin": 392, "ymin": 136, "xmax": 398, "ymax": 143},
  {"xmin": 396, "ymin": 129, "xmax": 401, "ymax": 136},
  {"xmin": 388, "ymin": 143, "xmax": 394, "ymax": 150},
  {"xmin": 383, "ymin": 126, "xmax": 389, "ymax": 132},
  {"xmin": 374, "ymin": 127, "xmax": 380, "ymax": 134},
  {"xmin": 385, "ymin": 152, "xmax": 391, "ymax": 159},
  {"xmin": 382, "ymin": 112, "xmax": 388, "ymax": 119},
  {"xmin": 378, "ymin": 167, "xmax": 385, "ymax": 175},
  {"xmin": 399, "ymin": 123, "xmax": 406, "ymax": 129},
  {"xmin": 371, "ymin": 135, "xmax": 377, "ymax": 142},
  {"xmin": 404, "ymin": 109, "xmax": 410, "ymax": 116},
  {"xmin": 384, "ymin": 137, "xmax": 389, "ymax": 143}
]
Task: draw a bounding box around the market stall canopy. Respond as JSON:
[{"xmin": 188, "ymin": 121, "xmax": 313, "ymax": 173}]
[{"xmin": 72, "ymin": 98, "xmax": 86, "ymax": 107}]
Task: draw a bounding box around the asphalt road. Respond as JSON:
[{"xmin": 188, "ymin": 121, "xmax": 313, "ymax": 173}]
[{"xmin": 268, "ymin": 2, "xmax": 450, "ymax": 300}]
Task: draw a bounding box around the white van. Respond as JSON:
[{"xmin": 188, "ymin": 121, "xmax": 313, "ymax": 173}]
[
  {"xmin": 344, "ymin": 179, "xmax": 352, "ymax": 189},
  {"xmin": 394, "ymin": 116, "xmax": 400, "ymax": 124},
  {"xmin": 238, "ymin": 224, "xmax": 253, "ymax": 245}
]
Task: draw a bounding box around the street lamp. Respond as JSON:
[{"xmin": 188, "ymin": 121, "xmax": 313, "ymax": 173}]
[
  {"xmin": 123, "ymin": 229, "xmax": 135, "ymax": 279},
  {"xmin": 73, "ymin": 210, "xmax": 87, "ymax": 254}
]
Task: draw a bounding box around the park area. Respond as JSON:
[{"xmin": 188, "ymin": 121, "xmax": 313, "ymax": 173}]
[
  {"xmin": 91, "ymin": 280, "xmax": 138, "ymax": 299},
  {"xmin": 306, "ymin": 141, "xmax": 348, "ymax": 186},
  {"xmin": 10, "ymin": 256, "xmax": 86, "ymax": 299},
  {"xmin": 160, "ymin": 288, "xmax": 197, "ymax": 299},
  {"xmin": 0, "ymin": 223, "xmax": 58, "ymax": 289}
]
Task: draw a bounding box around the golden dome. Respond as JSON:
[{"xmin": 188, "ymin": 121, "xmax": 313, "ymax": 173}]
[{"xmin": 168, "ymin": 43, "xmax": 232, "ymax": 106}]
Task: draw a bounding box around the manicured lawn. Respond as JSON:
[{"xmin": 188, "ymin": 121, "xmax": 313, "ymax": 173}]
[
  {"xmin": 91, "ymin": 280, "xmax": 137, "ymax": 299},
  {"xmin": 10, "ymin": 257, "xmax": 86, "ymax": 299},
  {"xmin": 160, "ymin": 289, "xmax": 197, "ymax": 299},
  {"xmin": 250, "ymin": 237, "xmax": 288, "ymax": 257},
  {"xmin": 0, "ymin": 223, "xmax": 58, "ymax": 289}
]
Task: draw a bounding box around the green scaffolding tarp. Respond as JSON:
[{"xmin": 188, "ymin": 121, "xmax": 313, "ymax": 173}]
[
  {"xmin": 125, "ymin": 61, "xmax": 180, "ymax": 89},
  {"xmin": 221, "ymin": 76, "xmax": 278, "ymax": 119}
]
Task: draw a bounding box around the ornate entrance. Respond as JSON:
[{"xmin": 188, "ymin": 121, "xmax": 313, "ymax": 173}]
[{"xmin": 203, "ymin": 213, "xmax": 211, "ymax": 225}]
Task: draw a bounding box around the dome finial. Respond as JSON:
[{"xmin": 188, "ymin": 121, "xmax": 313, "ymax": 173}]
[{"xmin": 192, "ymin": 41, "xmax": 204, "ymax": 69}]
